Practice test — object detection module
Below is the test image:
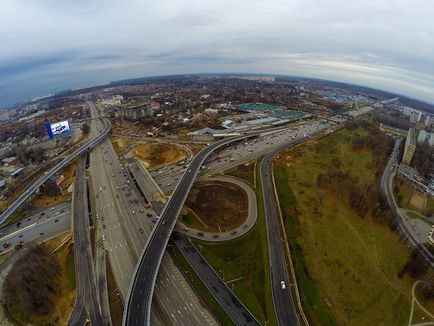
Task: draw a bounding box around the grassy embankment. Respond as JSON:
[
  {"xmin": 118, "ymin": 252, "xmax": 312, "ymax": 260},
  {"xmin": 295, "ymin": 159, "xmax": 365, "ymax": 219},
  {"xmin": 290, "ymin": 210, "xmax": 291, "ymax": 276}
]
[
  {"xmin": 273, "ymin": 124, "xmax": 422, "ymax": 325},
  {"xmin": 225, "ymin": 161, "xmax": 256, "ymax": 186},
  {"xmin": 193, "ymin": 163, "xmax": 276, "ymax": 325}
]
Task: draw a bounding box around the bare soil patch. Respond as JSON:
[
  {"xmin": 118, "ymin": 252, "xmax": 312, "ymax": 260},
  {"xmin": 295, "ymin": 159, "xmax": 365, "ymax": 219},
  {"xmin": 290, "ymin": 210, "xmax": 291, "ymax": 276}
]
[
  {"xmin": 410, "ymin": 192, "xmax": 426, "ymax": 211},
  {"xmin": 134, "ymin": 143, "xmax": 187, "ymax": 170},
  {"xmin": 185, "ymin": 181, "xmax": 248, "ymax": 232}
]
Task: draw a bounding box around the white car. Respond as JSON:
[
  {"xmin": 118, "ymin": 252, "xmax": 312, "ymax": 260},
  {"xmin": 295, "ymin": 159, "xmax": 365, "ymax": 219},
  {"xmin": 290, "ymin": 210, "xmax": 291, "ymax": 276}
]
[{"xmin": 280, "ymin": 281, "xmax": 286, "ymax": 290}]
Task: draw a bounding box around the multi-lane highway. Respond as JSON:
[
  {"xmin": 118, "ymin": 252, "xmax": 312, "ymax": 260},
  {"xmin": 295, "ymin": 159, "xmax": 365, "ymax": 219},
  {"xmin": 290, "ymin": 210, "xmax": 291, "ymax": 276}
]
[
  {"xmin": 68, "ymin": 153, "xmax": 106, "ymax": 326},
  {"xmin": 155, "ymin": 120, "xmax": 336, "ymax": 193},
  {"xmin": 130, "ymin": 159, "xmax": 260, "ymax": 324},
  {"xmin": 0, "ymin": 114, "xmax": 111, "ymax": 225},
  {"xmin": 90, "ymin": 103, "xmax": 217, "ymax": 326},
  {"xmin": 123, "ymin": 134, "xmax": 256, "ymax": 326},
  {"xmin": 0, "ymin": 203, "xmax": 71, "ymax": 255}
]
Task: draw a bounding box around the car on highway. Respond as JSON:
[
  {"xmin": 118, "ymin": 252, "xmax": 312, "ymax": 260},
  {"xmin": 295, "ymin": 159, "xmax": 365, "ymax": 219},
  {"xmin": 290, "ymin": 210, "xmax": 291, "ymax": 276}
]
[{"xmin": 280, "ymin": 281, "xmax": 286, "ymax": 290}]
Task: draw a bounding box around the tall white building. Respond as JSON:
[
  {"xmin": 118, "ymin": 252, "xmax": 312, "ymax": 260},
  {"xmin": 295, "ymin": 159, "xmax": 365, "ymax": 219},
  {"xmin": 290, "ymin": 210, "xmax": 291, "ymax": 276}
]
[
  {"xmin": 417, "ymin": 130, "xmax": 434, "ymax": 147},
  {"xmin": 402, "ymin": 107, "xmax": 422, "ymax": 123},
  {"xmin": 425, "ymin": 115, "xmax": 432, "ymax": 128}
]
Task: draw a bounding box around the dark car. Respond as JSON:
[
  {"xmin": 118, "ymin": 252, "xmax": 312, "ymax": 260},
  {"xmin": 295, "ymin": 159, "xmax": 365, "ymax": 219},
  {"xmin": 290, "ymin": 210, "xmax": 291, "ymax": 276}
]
[
  {"xmin": 139, "ymin": 228, "xmax": 144, "ymax": 234},
  {"xmin": 16, "ymin": 222, "xmax": 21, "ymax": 228}
]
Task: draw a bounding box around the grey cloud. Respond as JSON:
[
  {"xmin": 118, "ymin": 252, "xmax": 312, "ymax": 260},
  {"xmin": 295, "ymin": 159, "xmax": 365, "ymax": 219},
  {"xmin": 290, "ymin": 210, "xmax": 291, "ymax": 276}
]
[{"xmin": 0, "ymin": 0, "xmax": 433, "ymax": 106}]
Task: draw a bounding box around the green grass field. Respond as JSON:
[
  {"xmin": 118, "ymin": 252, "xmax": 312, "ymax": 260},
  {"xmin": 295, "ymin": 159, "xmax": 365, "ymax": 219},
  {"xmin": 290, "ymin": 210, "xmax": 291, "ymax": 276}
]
[
  {"xmin": 274, "ymin": 127, "xmax": 417, "ymax": 326},
  {"xmin": 193, "ymin": 164, "xmax": 276, "ymax": 325},
  {"xmin": 225, "ymin": 161, "xmax": 256, "ymax": 187}
]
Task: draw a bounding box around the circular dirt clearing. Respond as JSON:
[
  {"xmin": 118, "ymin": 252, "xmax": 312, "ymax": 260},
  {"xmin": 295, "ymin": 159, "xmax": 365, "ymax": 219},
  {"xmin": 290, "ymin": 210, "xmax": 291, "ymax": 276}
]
[
  {"xmin": 133, "ymin": 143, "xmax": 187, "ymax": 170},
  {"xmin": 184, "ymin": 181, "xmax": 248, "ymax": 232}
]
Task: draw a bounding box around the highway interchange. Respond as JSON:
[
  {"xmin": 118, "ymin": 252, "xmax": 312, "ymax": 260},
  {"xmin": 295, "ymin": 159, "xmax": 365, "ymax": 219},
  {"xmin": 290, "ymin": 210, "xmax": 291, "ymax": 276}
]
[{"xmin": 0, "ymin": 99, "xmax": 413, "ymax": 326}]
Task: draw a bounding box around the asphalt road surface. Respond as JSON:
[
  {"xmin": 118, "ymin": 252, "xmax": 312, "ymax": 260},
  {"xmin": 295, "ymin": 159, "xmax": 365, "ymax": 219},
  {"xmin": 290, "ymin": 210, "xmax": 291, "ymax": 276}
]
[
  {"xmin": 90, "ymin": 103, "xmax": 217, "ymax": 326},
  {"xmin": 156, "ymin": 119, "xmax": 336, "ymax": 193},
  {"xmin": 68, "ymin": 154, "xmax": 105, "ymax": 326},
  {"xmin": 260, "ymin": 152, "xmax": 299, "ymax": 326},
  {"xmin": 0, "ymin": 204, "xmax": 71, "ymax": 255},
  {"xmin": 132, "ymin": 163, "xmax": 259, "ymax": 324}
]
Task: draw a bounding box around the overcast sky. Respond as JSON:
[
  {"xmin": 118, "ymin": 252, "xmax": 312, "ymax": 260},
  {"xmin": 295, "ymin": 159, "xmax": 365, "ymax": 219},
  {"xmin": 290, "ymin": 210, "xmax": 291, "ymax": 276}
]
[{"xmin": 1, "ymin": 0, "xmax": 433, "ymax": 106}]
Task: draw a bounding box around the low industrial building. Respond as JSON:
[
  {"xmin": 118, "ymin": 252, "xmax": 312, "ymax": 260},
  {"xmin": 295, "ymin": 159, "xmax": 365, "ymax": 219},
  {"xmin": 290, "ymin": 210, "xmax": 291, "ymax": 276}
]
[{"xmin": 10, "ymin": 167, "xmax": 24, "ymax": 178}]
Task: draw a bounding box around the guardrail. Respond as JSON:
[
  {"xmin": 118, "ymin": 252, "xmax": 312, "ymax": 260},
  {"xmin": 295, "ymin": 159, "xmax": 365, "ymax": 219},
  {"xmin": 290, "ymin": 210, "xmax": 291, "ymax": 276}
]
[{"xmin": 0, "ymin": 118, "xmax": 111, "ymax": 226}]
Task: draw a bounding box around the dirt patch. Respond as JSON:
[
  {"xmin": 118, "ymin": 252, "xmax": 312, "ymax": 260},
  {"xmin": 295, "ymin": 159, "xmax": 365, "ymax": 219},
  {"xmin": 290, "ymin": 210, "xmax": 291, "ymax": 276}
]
[
  {"xmin": 134, "ymin": 143, "xmax": 187, "ymax": 170},
  {"xmin": 410, "ymin": 192, "xmax": 426, "ymax": 211},
  {"xmin": 185, "ymin": 181, "xmax": 248, "ymax": 232}
]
